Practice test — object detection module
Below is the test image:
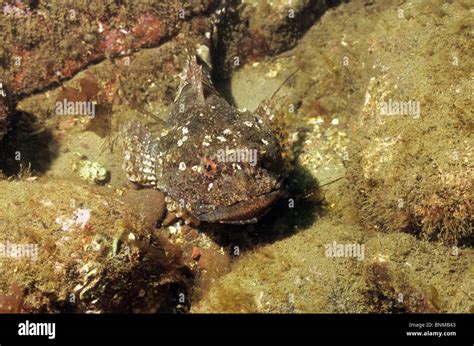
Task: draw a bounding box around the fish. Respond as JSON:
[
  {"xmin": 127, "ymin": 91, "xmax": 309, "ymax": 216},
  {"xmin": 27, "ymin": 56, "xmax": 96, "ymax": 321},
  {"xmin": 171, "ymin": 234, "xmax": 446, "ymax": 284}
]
[{"xmin": 122, "ymin": 55, "xmax": 284, "ymax": 225}]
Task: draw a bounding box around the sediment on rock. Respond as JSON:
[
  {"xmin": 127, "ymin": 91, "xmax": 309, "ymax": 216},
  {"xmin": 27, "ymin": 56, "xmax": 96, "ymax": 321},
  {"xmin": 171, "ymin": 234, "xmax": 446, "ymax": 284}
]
[{"xmin": 346, "ymin": 0, "xmax": 473, "ymax": 245}]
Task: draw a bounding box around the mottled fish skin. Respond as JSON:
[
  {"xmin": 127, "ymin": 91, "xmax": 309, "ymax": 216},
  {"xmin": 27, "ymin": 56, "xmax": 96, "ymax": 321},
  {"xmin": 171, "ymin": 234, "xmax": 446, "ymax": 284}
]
[
  {"xmin": 123, "ymin": 56, "xmax": 284, "ymax": 224},
  {"xmin": 122, "ymin": 122, "xmax": 162, "ymax": 188}
]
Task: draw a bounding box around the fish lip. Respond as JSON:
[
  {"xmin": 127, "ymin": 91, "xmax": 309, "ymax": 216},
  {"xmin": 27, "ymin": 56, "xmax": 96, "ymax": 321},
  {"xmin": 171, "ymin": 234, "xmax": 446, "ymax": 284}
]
[{"xmin": 197, "ymin": 189, "xmax": 284, "ymax": 224}]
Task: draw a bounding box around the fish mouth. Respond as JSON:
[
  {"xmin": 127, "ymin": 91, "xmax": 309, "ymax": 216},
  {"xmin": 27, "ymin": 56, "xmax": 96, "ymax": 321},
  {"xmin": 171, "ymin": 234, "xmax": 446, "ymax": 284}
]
[{"xmin": 197, "ymin": 189, "xmax": 285, "ymax": 224}]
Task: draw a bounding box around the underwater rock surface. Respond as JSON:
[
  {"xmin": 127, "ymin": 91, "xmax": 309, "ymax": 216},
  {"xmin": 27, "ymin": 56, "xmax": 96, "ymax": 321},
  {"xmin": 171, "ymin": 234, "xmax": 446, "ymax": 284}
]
[
  {"xmin": 346, "ymin": 0, "xmax": 473, "ymax": 245},
  {"xmin": 0, "ymin": 178, "xmax": 195, "ymax": 312},
  {"xmin": 212, "ymin": 0, "xmax": 339, "ymax": 78},
  {"xmin": 0, "ymin": 0, "xmax": 216, "ymax": 96},
  {"xmin": 193, "ymin": 219, "xmax": 471, "ymax": 313}
]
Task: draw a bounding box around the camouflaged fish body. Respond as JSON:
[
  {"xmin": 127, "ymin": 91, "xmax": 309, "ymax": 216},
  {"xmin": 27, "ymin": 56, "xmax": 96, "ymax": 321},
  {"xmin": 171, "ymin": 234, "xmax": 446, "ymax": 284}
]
[{"xmin": 122, "ymin": 56, "xmax": 284, "ymax": 224}]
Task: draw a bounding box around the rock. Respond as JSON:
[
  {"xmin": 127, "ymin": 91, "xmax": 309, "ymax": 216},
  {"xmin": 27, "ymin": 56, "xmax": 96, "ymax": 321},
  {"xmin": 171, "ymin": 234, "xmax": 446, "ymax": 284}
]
[
  {"xmin": 0, "ymin": 283, "xmax": 24, "ymax": 313},
  {"xmin": 121, "ymin": 188, "xmax": 166, "ymax": 229},
  {"xmin": 213, "ymin": 0, "xmax": 339, "ymax": 78},
  {"xmin": 0, "ymin": 0, "xmax": 217, "ymax": 96},
  {"xmin": 0, "ymin": 178, "xmax": 189, "ymax": 313},
  {"xmin": 346, "ymin": 1, "xmax": 473, "ymax": 245},
  {"xmin": 364, "ymin": 258, "xmax": 439, "ymax": 313},
  {"xmin": 192, "ymin": 219, "xmax": 471, "ymax": 313}
]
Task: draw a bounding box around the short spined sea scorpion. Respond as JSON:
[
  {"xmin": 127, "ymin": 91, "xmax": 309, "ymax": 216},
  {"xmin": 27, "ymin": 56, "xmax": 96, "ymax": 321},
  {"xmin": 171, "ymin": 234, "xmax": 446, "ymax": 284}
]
[{"xmin": 122, "ymin": 1, "xmax": 285, "ymax": 226}]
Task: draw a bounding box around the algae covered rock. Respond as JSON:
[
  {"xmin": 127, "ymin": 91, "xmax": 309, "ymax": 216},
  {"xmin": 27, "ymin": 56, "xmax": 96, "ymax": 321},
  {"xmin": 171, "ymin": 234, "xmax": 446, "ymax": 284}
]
[
  {"xmin": 346, "ymin": 1, "xmax": 473, "ymax": 245},
  {"xmin": 0, "ymin": 178, "xmax": 191, "ymax": 313},
  {"xmin": 0, "ymin": 0, "xmax": 217, "ymax": 96},
  {"xmin": 192, "ymin": 217, "xmax": 472, "ymax": 313},
  {"xmin": 213, "ymin": 0, "xmax": 338, "ymax": 78},
  {"xmin": 362, "ymin": 233, "xmax": 472, "ymax": 313}
]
